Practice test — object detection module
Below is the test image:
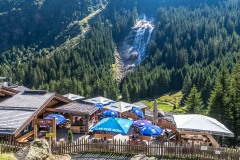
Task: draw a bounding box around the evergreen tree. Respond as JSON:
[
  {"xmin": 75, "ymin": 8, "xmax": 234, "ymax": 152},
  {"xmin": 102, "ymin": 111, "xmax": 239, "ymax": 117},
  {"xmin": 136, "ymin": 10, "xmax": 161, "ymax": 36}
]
[
  {"xmin": 184, "ymin": 85, "xmax": 203, "ymax": 114},
  {"xmin": 228, "ymin": 63, "xmax": 240, "ymax": 146},
  {"xmin": 208, "ymin": 68, "xmax": 230, "ymax": 124},
  {"xmin": 122, "ymin": 81, "xmax": 130, "ymax": 102}
]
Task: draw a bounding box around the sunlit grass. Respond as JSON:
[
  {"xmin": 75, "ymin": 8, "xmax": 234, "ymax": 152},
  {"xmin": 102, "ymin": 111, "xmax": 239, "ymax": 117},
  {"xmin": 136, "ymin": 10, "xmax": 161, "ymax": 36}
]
[
  {"xmin": 0, "ymin": 153, "xmax": 16, "ymax": 160},
  {"xmin": 141, "ymin": 91, "xmax": 184, "ymax": 113}
]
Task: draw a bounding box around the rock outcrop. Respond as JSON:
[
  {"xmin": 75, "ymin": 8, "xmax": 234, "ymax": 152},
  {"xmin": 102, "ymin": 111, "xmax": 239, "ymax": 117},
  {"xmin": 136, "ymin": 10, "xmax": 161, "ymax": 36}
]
[{"xmin": 15, "ymin": 139, "xmax": 71, "ymax": 160}]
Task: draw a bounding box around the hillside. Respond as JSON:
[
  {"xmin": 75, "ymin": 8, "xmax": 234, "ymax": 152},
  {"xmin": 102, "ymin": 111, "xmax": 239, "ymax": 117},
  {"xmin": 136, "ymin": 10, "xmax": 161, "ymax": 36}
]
[
  {"xmin": 0, "ymin": 0, "xmax": 240, "ymax": 146},
  {"xmin": 0, "ymin": 0, "xmax": 108, "ymax": 52}
]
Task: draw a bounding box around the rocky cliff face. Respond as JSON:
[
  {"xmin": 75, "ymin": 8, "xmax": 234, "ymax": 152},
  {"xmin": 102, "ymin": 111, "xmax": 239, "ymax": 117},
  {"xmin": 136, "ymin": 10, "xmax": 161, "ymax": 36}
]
[{"xmin": 116, "ymin": 15, "xmax": 155, "ymax": 79}]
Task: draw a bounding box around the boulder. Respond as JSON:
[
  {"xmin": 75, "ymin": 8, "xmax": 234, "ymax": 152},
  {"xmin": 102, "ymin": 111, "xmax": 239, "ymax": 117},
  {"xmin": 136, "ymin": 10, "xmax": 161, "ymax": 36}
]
[
  {"xmin": 15, "ymin": 139, "xmax": 71, "ymax": 160},
  {"xmin": 25, "ymin": 139, "xmax": 51, "ymax": 160}
]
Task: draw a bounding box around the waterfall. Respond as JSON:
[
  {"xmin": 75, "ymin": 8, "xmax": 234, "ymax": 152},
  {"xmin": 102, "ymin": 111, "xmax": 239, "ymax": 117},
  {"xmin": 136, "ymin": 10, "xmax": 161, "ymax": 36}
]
[
  {"xmin": 116, "ymin": 15, "xmax": 155, "ymax": 80},
  {"xmin": 132, "ymin": 16, "xmax": 155, "ymax": 65}
]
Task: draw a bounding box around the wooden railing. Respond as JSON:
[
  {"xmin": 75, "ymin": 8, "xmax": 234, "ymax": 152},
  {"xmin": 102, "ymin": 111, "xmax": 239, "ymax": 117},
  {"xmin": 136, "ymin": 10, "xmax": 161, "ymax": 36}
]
[
  {"xmin": 1, "ymin": 139, "xmax": 239, "ymax": 160},
  {"xmin": 52, "ymin": 139, "xmax": 240, "ymax": 160},
  {"xmin": 0, "ymin": 141, "xmax": 26, "ymax": 154}
]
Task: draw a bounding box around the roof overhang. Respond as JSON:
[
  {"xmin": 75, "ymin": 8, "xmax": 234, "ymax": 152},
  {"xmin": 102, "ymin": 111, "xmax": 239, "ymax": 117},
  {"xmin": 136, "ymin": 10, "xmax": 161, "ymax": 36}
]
[{"xmin": 13, "ymin": 93, "xmax": 71, "ymax": 137}]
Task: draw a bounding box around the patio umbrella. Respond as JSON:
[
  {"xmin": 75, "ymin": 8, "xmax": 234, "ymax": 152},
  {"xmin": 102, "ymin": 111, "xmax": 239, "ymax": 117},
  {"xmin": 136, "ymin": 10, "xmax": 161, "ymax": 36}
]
[
  {"xmin": 94, "ymin": 103, "xmax": 104, "ymax": 111},
  {"xmin": 132, "ymin": 106, "xmax": 144, "ymax": 119},
  {"xmin": 140, "ymin": 125, "xmax": 163, "ymax": 136},
  {"xmin": 44, "ymin": 114, "xmax": 66, "ymax": 125},
  {"xmin": 102, "ymin": 109, "xmax": 118, "ymax": 117},
  {"xmin": 133, "ymin": 120, "xmax": 152, "ymax": 128},
  {"xmin": 90, "ymin": 117, "xmax": 133, "ymax": 134}
]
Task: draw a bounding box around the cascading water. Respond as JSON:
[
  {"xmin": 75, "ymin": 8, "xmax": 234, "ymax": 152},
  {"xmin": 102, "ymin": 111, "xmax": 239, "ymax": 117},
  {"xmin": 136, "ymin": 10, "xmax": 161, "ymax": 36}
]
[
  {"xmin": 131, "ymin": 15, "xmax": 155, "ymax": 65},
  {"xmin": 115, "ymin": 15, "xmax": 155, "ymax": 81}
]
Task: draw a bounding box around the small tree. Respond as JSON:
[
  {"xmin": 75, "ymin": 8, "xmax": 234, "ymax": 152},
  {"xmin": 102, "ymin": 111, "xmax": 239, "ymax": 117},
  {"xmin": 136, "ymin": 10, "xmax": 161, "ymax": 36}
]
[
  {"xmin": 184, "ymin": 85, "xmax": 203, "ymax": 114},
  {"xmin": 68, "ymin": 130, "xmax": 73, "ymax": 142}
]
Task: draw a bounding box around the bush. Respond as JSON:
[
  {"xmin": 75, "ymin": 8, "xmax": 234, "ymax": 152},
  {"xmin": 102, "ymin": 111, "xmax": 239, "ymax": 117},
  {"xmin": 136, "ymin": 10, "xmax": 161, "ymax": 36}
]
[{"xmin": 68, "ymin": 130, "xmax": 73, "ymax": 142}]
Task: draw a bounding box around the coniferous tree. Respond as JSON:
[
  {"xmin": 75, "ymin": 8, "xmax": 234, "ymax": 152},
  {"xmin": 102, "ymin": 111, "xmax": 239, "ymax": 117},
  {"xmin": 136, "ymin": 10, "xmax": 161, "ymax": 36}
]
[
  {"xmin": 228, "ymin": 63, "xmax": 240, "ymax": 146},
  {"xmin": 184, "ymin": 85, "xmax": 203, "ymax": 114},
  {"xmin": 208, "ymin": 68, "xmax": 230, "ymax": 124},
  {"xmin": 122, "ymin": 81, "xmax": 130, "ymax": 102}
]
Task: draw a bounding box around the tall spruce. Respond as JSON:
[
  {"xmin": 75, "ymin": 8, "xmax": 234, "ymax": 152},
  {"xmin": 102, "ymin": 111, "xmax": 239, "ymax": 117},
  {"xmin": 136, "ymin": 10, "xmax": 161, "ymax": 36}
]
[
  {"xmin": 184, "ymin": 85, "xmax": 203, "ymax": 114},
  {"xmin": 122, "ymin": 81, "xmax": 130, "ymax": 102},
  {"xmin": 228, "ymin": 63, "xmax": 240, "ymax": 146},
  {"xmin": 208, "ymin": 68, "xmax": 230, "ymax": 124}
]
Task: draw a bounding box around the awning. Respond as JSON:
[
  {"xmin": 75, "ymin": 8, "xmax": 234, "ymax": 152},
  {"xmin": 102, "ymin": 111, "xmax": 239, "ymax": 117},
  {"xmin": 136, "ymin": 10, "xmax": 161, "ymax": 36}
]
[{"xmin": 173, "ymin": 114, "xmax": 234, "ymax": 137}]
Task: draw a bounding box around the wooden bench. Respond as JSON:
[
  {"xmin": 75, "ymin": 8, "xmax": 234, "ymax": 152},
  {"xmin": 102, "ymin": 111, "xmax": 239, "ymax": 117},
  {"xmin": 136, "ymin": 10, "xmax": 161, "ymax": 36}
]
[{"xmin": 94, "ymin": 134, "xmax": 114, "ymax": 139}]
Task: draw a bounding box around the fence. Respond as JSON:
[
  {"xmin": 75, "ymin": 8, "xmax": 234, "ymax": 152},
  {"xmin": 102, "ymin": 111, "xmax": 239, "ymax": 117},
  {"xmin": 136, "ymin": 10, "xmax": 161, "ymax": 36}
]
[
  {"xmin": 0, "ymin": 141, "xmax": 26, "ymax": 154},
  {"xmin": 52, "ymin": 139, "xmax": 240, "ymax": 160},
  {"xmin": 1, "ymin": 139, "xmax": 239, "ymax": 160}
]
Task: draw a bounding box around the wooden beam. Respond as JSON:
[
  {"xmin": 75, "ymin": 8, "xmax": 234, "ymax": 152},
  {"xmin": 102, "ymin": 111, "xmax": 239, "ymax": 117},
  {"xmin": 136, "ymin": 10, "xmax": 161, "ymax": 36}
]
[
  {"xmin": 0, "ymin": 90, "xmax": 16, "ymax": 95},
  {"xmin": 16, "ymin": 130, "xmax": 34, "ymax": 143},
  {"xmin": 46, "ymin": 108, "xmax": 58, "ymax": 112},
  {"xmin": 180, "ymin": 131, "xmax": 208, "ymax": 136},
  {"xmin": 34, "ymin": 116, "xmax": 38, "ymax": 140}
]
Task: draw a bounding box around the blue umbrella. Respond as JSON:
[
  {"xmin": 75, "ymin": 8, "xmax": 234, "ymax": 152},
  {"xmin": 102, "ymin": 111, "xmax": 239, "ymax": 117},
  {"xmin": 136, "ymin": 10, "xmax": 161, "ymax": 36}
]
[
  {"xmin": 91, "ymin": 117, "xmax": 133, "ymax": 134},
  {"xmin": 94, "ymin": 103, "xmax": 104, "ymax": 111},
  {"xmin": 133, "ymin": 120, "xmax": 152, "ymax": 128},
  {"xmin": 140, "ymin": 125, "xmax": 163, "ymax": 136},
  {"xmin": 44, "ymin": 114, "xmax": 66, "ymax": 125},
  {"xmin": 132, "ymin": 106, "xmax": 144, "ymax": 119},
  {"xmin": 102, "ymin": 110, "xmax": 118, "ymax": 117}
]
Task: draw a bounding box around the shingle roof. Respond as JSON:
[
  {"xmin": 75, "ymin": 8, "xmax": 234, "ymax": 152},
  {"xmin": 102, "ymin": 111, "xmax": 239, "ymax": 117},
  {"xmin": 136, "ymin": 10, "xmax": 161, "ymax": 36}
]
[
  {"xmin": 10, "ymin": 86, "xmax": 30, "ymax": 92},
  {"xmin": 55, "ymin": 102, "xmax": 98, "ymax": 115},
  {"xmin": 0, "ymin": 91, "xmax": 55, "ymax": 135}
]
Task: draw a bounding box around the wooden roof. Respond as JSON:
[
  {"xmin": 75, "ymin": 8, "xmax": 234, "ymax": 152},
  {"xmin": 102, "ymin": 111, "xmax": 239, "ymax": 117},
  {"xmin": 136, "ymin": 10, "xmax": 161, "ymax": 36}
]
[
  {"xmin": 0, "ymin": 90, "xmax": 71, "ymax": 136},
  {"xmin": 55, "ymin": 102, "xmax": 98, "ymax": 115}
]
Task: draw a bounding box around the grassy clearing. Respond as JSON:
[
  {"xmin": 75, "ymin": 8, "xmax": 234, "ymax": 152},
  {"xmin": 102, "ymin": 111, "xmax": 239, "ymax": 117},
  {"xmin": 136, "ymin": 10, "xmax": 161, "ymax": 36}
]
[
  {"xmin": 159, "ymin": 91, "xmax": 183, "ymax": 106},
  {"xmin": 141, "ymin": 91, "xmax": 186, "ymax": 113}
]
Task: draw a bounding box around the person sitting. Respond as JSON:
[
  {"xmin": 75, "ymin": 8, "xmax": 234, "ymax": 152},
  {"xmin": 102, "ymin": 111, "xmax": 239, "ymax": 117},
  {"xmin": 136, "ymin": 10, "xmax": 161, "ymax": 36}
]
[{"xmin": 130, "ymin": 135, "xmax": 135, "ymax": 145}]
